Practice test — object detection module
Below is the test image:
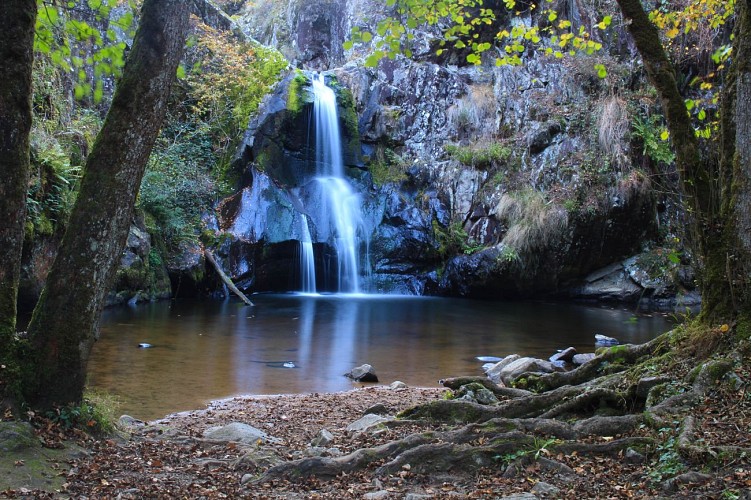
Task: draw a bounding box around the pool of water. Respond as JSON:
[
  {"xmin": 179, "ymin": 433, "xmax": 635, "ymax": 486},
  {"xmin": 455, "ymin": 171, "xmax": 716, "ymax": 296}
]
[{"xmin": 88, "ymin": 294, "xmax": 672, "ymax": 420}]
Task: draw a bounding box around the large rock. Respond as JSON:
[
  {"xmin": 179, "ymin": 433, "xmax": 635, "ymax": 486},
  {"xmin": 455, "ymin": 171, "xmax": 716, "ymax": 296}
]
[
  {"xmin": 0, "ymin": 422, "xmax": 39, "ymax": 452},
  {"xmin": 203, "ymin": 422, "xmax": 279, "ymax": 444},
  {"xmin": 345, "ymin": 364, "xmax": 379, "ymax": 382},
  {"xmin": 549, "ymin": 347, "xmax": 577, "ymax": 364},
  {"xmin": 497, "ymin": 357, "xmax": 561, "ymax": 386},
  {"xmin": 485, "ymin": 354, "xmax": 521, "ymax": 385},
  {"xmin": 346, "ymin": 414, "xmax": 390, "ymax": 433}
]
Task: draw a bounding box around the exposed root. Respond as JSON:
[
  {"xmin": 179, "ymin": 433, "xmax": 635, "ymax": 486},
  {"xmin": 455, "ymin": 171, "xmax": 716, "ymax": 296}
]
[
  {"xmin": 539, "ymin": 387, "xmax": 625, "ymax": 419},
  {"xmin": 252, "ymin": 331, "xmax": 749, "ymax": 487},
  {"xmin": 256, "ymin": 433, "xmax": 431, "ymax": 482},
  {"xmin": 677, "ymin": 415, "xmax": 751, "ymax": 463},
  {"xmin": 440, "ymin": 376, "xmax": 532, "ymax": 398}
]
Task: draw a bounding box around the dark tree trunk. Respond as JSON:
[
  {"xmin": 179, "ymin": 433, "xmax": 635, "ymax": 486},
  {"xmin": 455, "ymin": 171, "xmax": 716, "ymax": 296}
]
[
  {"xmin": 0, "ymin": 0, "xmax": 36, "ymax": 408},
  {"xmin": 24, "ymin": 0, "xmax": 190, "ymax": 409},
  {"xmin": 616, "ymin": 0, "xmax": 749, "ymax": 323},
  {"xmin": 716, "ymin": 0, "xmax": 751, "ymax": 321}
]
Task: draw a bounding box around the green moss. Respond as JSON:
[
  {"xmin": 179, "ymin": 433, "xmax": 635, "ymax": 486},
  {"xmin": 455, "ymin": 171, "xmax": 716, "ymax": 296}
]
[
  {"xmin": 337, "ymin": 87, "xmax": 359, "ymax": 137},
  {"xmin": 286, "ymin": 71, "xmax": 310, "ymax": 114}
]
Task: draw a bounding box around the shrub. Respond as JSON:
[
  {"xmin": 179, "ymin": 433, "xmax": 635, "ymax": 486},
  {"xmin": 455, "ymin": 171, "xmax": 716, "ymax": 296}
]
[
  {"xmin": 632, "ymin": 113, "xmax": 675, "ymax": 165},
  {"xmin": 369, "ymin": 148, "xmax": 408, "ymax": 186},
  {"xmin": 597, "ymin": 95, "xmax": 630, "ymax": 168},
  {"xmin": 445, "ymin": 141, "xmax": 511, "ymax": 170},
  {"xmin": 26, "ymin": 131, "xmax": 83, "ymax": 236},
  {"xmin": 138, "ymin": 123, "xmax": 217, "ymax": 250},
  {"xmin": 447, "ymin": 84, "xmax": 496, "ymax": 139},
  {"xmin": 432, "ymin": 219, "xmax": 483, "ymax": 259},
  {"xmin": 495, "ymin": 189, "xmax": 568, "ymax": 255}
]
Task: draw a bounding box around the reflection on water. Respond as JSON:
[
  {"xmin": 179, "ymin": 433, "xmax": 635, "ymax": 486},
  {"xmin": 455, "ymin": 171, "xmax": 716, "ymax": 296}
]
[{"xmin": 89, "ymin": 295, "xmax": 672, "ymax": 420}]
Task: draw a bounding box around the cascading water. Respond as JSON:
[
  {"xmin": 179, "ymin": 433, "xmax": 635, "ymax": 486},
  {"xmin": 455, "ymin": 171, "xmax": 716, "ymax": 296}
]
[
  {"xmin": 299, "ymin": 215, "xmax": 316, "ymax": 293},
  {"xmin": 298, "ymin": 73, "xmax": 365, "ymax": 293}
]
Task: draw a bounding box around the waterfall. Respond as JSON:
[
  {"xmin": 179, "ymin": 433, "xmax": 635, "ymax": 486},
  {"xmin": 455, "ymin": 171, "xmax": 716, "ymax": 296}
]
[
  {"xmin": 300, "ymin": 215, "xmax": 316, "ymax": 293},
  {"xmin": 302, "ymin": 73, "xmax": 364, "ymax": 293}
]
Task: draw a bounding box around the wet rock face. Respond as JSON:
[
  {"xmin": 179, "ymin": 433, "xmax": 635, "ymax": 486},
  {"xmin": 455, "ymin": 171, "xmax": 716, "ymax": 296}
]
[{"xmin": 218, "ymin": 0, "xmax": 688, "ymax": 303}]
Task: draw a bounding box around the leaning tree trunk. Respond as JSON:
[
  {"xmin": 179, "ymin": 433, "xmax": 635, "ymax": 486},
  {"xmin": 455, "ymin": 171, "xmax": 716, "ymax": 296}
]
[
  {"xmin": 0, "ymin": 0, "xmax": 36, "ymax": 409},
  {"xmin": 24, "ymin": 0, "xmax": 190, "ymax": 410},
  {"xmin": 616, "ymin": 0, "xmax": 747, "ymax": 323}
]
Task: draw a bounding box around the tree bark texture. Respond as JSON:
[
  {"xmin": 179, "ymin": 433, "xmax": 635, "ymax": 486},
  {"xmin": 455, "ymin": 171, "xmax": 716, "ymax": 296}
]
[
  {"xmin": 728, "ymin": 0, "xmax": 751, "ymax": 317},
  {"xmin": 0, "ymin": 0, "xmax": 37, "ymax": 406},
  {"xmin": 616, "ymin": 0, "xmax": 746, "ymax": 321},
  {"xmin": 24, "ymin": 0, "xmax": 190, "ymax": 409},
  {"xmin": 700, "ymin": 0, "xmax": 751, "ymax": 321}
]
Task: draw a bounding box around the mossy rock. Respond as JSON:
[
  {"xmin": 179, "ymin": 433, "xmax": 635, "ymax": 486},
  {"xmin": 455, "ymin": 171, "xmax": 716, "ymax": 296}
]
[{"xmin": 0, "ymin": 422, "xmax": 39, "ymax": 452}]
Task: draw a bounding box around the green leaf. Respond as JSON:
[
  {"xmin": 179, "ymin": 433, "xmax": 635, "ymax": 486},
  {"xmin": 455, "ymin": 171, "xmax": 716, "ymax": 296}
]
[
  {"xmin": 343, "ymin": 40, "xmax": 354, "ymax": 50},
  {"xmin": 176, "ymin": 64, "xmax": 186, "ymax": 79},
  {"xmin": 365, "ymin": 52, "xmax": 382, "ymax": 67},
  {"xmin": 361, "ymin": 31, "xmax": 373, "ymax": 43}
]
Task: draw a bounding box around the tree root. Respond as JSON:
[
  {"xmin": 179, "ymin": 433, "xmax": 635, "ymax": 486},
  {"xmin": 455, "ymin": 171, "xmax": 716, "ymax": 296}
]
[
  {"xmin": 440, "ymin": 376, "xmax": 532, "ymax": 399},
  {"xmin": 527, "ymin": 335, "xmax": 667, "ymax": 392},
  {"xmin": 539, "ymin": 387, "xmax": 625, "ymax": 419},
  {"xmin": 401, "ymin": 381, "xmax": 627, "ymax": 423},
  {"xmin": 677, "ymin": 415, "xmax": 751, "ymax": 463},
  {"xmin": 255, "ymin": 411, "xmax": 652, "ymax": 483}
]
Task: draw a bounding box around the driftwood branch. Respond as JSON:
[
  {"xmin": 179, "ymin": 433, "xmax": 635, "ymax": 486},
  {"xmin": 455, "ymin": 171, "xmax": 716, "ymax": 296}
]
[{"xmin": 204, "ymin": 249, "xmax": 254, "ymax": 306}]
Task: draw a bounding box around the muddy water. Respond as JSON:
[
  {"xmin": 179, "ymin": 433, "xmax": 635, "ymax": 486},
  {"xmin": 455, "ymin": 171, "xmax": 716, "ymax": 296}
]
[{"xmin": 88, "ymin": 295, "xmax": 672, "ymax": 420}]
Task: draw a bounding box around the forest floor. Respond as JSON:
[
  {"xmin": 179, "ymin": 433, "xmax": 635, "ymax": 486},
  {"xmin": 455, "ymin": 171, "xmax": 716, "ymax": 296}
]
[{"xmin": 2, "ymin": 326, "xmax": 751, "ymax": 498}]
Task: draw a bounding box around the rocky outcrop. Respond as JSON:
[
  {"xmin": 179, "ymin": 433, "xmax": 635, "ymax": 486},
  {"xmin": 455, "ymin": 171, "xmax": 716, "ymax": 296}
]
[
  {"xmin": 208, "ymin": 0, "xmax": 693, "ymax": 307},
  {"xmin": 107, "ymin": 219, "xmax": 171, "ymax": 306}
]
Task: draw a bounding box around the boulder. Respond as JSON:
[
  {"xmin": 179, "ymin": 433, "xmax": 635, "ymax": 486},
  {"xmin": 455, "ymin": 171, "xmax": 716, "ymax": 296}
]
[
  {"xmin": 345, "ymin": 364, "xmax": 378, "ymax": 382},
  {"xmin": 310, "ymin": 429, "xmax": 334, "ymax": 447},
  {"xmin": 346, "ymin": 414, "xmax": 391, "ymax": 433},
  {"xmin": 595, "ymin": 334, "xmax": 619, "ymax": 346},
  {"xmin": 549, "ymin": 347, "xmax": 577, "ymax": 363},
  {"xmin": 389, "ymin": 380, "xmax": 408, "ymax": 389},
  {"xmin": 485, "ymin": 354, "xmax": 521, "ymax": 384},
  {"xmin": 0, "ymin": 422, "xmax": 39, "ymax": 452},
  {"xmin": 572, "ymin": 353, "xmax": 596, "ymax": 365},
  {"xmin": 455, "ymin": 383, "xmax": 500, "ymax": 405},
  {"xmin": 497, "ymin": 357, "xmax": 561, "ymax": 386},
  {"xmin": 203, "ymin": 422, "xmax": 279, "ymax": 445},
  {"xmin": 363, "ymin": 403, "xmax": 391, "ymax": 416}
]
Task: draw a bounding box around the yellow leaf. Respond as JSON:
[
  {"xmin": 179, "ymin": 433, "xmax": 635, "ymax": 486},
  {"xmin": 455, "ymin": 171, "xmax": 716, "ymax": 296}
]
[
  {"xmin": 720, "ymin": 324, "xmax": 729, "ymax": 333},
  {"xmin": 660, "ymin": 130, "xmax": 670, "ymax": 141}
]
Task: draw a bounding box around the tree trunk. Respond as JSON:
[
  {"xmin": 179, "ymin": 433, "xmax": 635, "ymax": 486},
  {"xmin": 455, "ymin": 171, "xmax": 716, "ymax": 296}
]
[
  {"xmin": 616, "ymin": 0, "xmax": 747, "ymax": 322},
  {"xmin": 24, "ymin": 0, "xmax": 190, "ymax": 409},
  {"xmin": 0, "ymin": 0, "xmax": 36, "ymax": 408},
  {"xmin": 718, "ymin": 0, "xmax": 751, "ymax": 320}
]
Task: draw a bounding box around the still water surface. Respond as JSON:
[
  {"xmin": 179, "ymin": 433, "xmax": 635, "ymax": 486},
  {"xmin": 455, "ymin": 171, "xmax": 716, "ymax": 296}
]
[{"xmin": 89, "ymin": 294, "xmax": 672, "ymax": 420}]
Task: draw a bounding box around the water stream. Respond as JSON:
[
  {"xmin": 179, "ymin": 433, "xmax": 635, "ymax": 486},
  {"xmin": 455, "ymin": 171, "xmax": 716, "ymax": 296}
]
[
  {"xmin": 299, "ymin": 73, "xmax": 365, "ymax": 293},
  {"xmin": 88, "ymin": 296, "xmax": 672, "ymax": 420}
]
